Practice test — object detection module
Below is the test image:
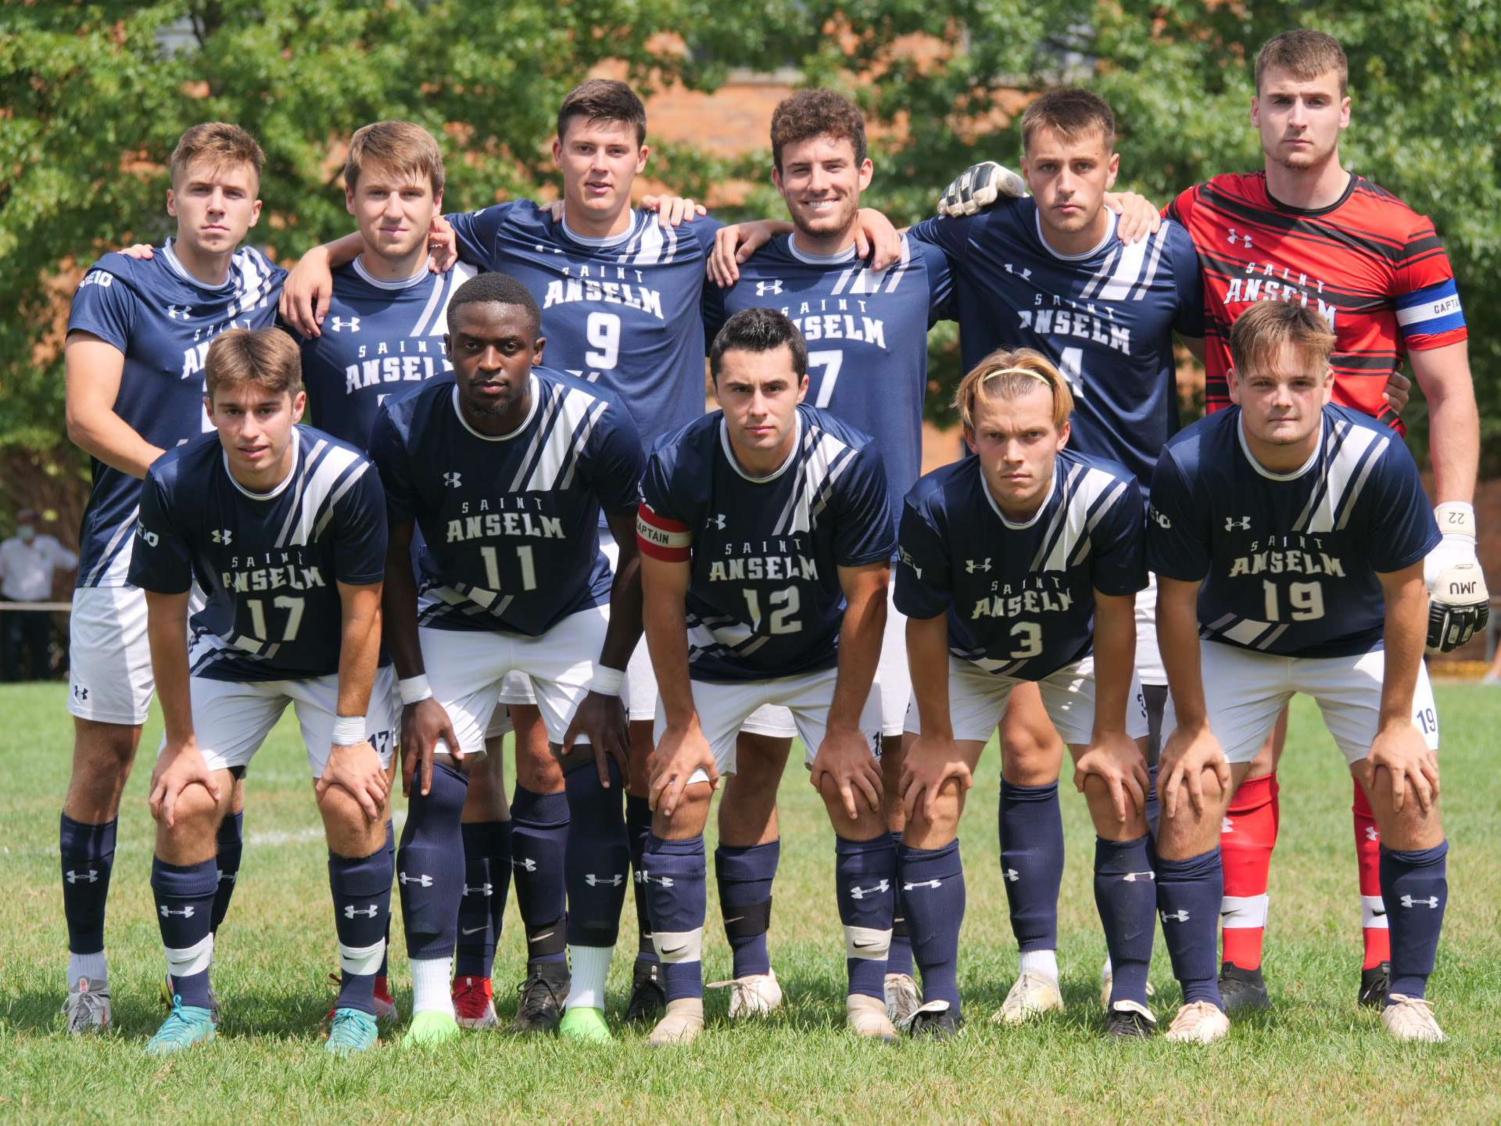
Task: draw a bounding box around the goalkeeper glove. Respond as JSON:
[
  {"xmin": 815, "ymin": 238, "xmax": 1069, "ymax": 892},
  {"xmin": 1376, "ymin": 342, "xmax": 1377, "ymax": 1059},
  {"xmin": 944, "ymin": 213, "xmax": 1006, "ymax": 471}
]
[
  {"xmin": 936, "ymin": 162, "xmax": 1027, "ymax": 217},
  {"xmin": 1424, "ymin": 502, "xmax": 1489, "ymax": 651}
]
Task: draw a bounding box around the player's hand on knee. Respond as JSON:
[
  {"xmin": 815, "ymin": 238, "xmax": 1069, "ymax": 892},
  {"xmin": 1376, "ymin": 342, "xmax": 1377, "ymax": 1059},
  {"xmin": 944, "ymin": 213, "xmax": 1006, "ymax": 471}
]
[
  {"xmin": 1073, "ymin": 730, "xmax": 1150, "ymax": 824},
  {"xmin": 647, "ymin": 724, "xmax": 717, "ymax": 817},
  {"xmin": 1158, "ymin": 724, "xmax": 1229, "ymax": 820},
  {"xmin": 708, "ymin": 222, "xmax": 778, "ymax": 287},
  {"xmin": 935, "ymin": 161, "xmax": 1026, "ymax": 217},
  {"xmin": 562, "ymin": 691, "xmax": 630, "ymax": 788},
  {"xmin": 1368, "ymin": 722, "xmax": 1440, "ymax": 815},
  {"xmin": 899, "ymin": 734, "xmax": 973, "ymax": 824},
  {"xmin": 280, "ymin": 246, "xmax": 335, "ymax": 337},
  {"xmin": 810, "ymin": 725, "xmax": 883, "ymax": 822},
  {"xmin": 426, "ymin": 213, "xmax": 457, "ymax": 273},
  {"xmin": 853, "ymin": 208, "xmax": 901, "ymax": 270},
  {"xmin": 401, "ymin": 698, "xmax": 463, "ymax": 798},
  {"xmin": 639, "ymin": 194, "xmax": 708, "ymax": 228},
  {"xmin": 1104, "ymin": 191, "xmax": 1163, "ymax": 244},
  {"xmin": 1423, "ymin": 503, "xmax": 1489, "ymax": 652},
  {"xmin": 317, "ymin": 740, "xmax": 389, "ymax": 821},
  {"xmin": 148, "ymin": 739, "xmax": 221, "ymax": 829}
]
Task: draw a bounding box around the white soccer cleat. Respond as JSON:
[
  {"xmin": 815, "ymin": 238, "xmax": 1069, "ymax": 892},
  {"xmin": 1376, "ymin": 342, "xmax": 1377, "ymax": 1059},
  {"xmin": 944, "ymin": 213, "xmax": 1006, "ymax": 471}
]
[
  {"xmin": 707, "ymin": 970, "xmax": 783, "ymax": 1019},
  {"xmin": 846, "ymin": 994, "xmax": 899, "ymax": 1042},
  {"xmin": 884, "ymin": 972, "xmax": 921, "ymax": 1026},
  {"xmin": 1381, "ymin": 994, "xmax": 1446, "ymax": 1043},
  {"xmin": 648, "ymin": 997, "xmax": 705, "ymax": 1047},
  {"xmin": 993, "ymin": 971, "xmax": 1064, "ymax": 1025},
  {"xmin": 1164, "ymin": 1000, "xmax": 1230, "ymax": 1044}
]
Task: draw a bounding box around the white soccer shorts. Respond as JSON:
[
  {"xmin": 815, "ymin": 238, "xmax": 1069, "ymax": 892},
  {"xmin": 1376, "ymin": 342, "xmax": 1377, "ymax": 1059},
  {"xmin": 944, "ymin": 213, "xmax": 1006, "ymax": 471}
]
[
  {"xmin": 1135, "ymin": 573, "xmax": 1166, "ymax": 688},
  {"xmin": 600, "ymin": 528, "xmax": 657, "ymax": 723},
  {"xmin": 1164, "ymin": 640, "xmax": 1440, "ymax": 765},
  {"xmin": 68, "ymin": 585, "xmax": 155, "ymax": 725},
  {"xmin": 742, "ymin": 582, "xmax": 909, "ymax": 742},
  {"xmin": 904, "ymin": 654, "xmax": 1149, "ymax": 746},
  {"xmin": 483, "ymin": 671, "xmax": 539, "ymax": 740},
  {"xmin": 654, "ymin": 665, "xmax": 883, "ymax": 784},
  {"xmin": 173, "ymin": 665, "xmax": 398, "ymax": 776},
  {"xmin": 420, "ymin": 607, "xmax": 614, "ymax": 756}
]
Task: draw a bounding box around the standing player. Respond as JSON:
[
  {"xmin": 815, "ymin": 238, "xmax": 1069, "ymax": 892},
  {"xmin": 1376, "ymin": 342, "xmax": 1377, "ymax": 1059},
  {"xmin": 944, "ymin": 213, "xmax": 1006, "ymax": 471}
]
[
  {"xmin": 896, "ymin": 349, "xmax": 1153, "ymax": 1038},
  {"xmin": 130, "ymin": 327, "xmax": 395, "ymax": 1056},
  {"xmin": 637, "ymin": 308, "xmax": 896, "ymax": 1046},
  {"xmin": 1148, "ymin": 301, "xmax": 1447, "ymax": 1044},
  {"xmin": 59, "ymin": 123, "xmax": 283, "ymax": 1032},
  {"xmin": 698, "ymin": 89, "xmax": 952, "ymax": 1023},
  {"xmin": 369, "ymin": 273, "xmax": 645, "ymax": 1045},
  {"xmin": 1164, "ymin": 30, "xmax": 1481, "ymax": 1009}
]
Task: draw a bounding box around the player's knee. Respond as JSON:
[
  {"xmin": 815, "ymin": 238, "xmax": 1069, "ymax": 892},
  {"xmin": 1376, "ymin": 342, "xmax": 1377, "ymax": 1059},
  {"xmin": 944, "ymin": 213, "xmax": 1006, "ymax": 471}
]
[
  {"xmin": 1080, "ymin": 775, "xmax": 1148, "ymax": 840},
  {"xmin": 652, "ymin": 782, "xmax": 713, "ymax": 840},
  {"xmin": 514, "ymin": 736, "xmax": 563, "ymax": 794}
]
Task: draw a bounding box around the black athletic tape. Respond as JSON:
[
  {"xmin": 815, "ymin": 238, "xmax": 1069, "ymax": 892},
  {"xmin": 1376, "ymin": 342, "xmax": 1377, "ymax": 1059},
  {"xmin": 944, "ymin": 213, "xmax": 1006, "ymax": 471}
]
[
  {"xmin": 526, "ymin": 915, "xmax": 569, "ymax": 958},
  {"xmin": 722, "ymin": 898, "xmax": 772, "ymax": 939}
]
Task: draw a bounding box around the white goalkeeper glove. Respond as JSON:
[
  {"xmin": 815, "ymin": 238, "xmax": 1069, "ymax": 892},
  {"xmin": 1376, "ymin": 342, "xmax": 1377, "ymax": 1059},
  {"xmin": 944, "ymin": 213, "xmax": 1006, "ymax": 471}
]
[
  {"xmin": 936, "ymin": 161, "xmax": 1027, "ymax": 217},
  {"xmin": 1423, "ymin": 502, "xmax": 1489, "ymax": 652}
]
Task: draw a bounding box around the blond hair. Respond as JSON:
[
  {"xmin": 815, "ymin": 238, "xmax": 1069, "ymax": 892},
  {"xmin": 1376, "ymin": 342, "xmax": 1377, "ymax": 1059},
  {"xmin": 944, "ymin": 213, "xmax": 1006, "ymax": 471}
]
[
  {"xmin": 169, "ymin": 122, "xmax": 264, "ymax": 188},
  {"xmin": 955, "ymin": 348, "xmax": 1074, "ymax": 431},
  {"xmin": 345, "ymin": 120, "xmax": 446, "ymax": 196},
  {"xmin": 205, "ymin": 327, "xmax": 303, "ymax": 400}
]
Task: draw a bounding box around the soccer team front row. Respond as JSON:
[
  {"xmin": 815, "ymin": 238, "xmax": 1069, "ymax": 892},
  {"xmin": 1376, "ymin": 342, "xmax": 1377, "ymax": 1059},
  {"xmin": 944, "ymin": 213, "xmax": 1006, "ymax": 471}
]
[{"xmin": 126, "ymin": 288, "xmax": 1451, "ymax": 1055}]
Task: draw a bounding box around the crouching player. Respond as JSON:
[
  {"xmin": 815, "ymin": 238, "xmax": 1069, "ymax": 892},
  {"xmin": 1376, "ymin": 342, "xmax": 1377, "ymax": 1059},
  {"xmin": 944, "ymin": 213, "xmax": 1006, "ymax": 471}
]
[
  {"xmin": 131, "ymin": 328, "xmax": 396, "ymax": 1055},
  {"xmin": 895, "ymin": 348, "xmax": 1153, "ymax": 1038},
  {"xmin": 636, "ymin": 308, "xmax": 896, "ymax": 1046},
  {"xmin": 1149, "ymin": 302, "xmax": 1448, "ymax": 1043}
]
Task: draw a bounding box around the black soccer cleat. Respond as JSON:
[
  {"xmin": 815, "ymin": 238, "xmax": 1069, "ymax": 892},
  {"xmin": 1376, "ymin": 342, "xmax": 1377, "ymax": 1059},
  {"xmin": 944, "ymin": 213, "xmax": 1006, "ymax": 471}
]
[
  {"xmin": 1218, "ymin": 963, "xmax": 1271, "ymax": 1013},
  {"xmin": 1358, "ymin": 961, "xmax": 1390, "ymax": 1009},
  {"xmin": 1105, "ymin": 1000, "xmax": 1158, "ymax": 1039},
  {"xmin": 906, "ymin": 1000, "xmax": 963, "ymax": 1040},
  {"xmin": 625, "ymin": 959, "xmax": 666, "ymax": 1024},
  {"xmin": 512, "ymin": 961, "xmax": 570, "ymax": 1034}
]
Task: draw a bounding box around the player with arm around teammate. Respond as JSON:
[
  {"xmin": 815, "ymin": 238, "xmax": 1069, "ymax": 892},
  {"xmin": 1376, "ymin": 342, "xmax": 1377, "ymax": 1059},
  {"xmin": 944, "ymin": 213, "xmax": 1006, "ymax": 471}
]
[
  {"xmin": 130, "ymin": 328, "xmax": 395, "ymax": 1055},
  {"xmin": 1148, "ymin": 301, "xmax": 1447, "ymax": 1044},
  {"xmin": 637, "ymin": 308, "xmax": 898, "ymax": 1046},
  {"xmin": 896, "ymin": 348, "xmax": 1153, "ymax": 1038}
]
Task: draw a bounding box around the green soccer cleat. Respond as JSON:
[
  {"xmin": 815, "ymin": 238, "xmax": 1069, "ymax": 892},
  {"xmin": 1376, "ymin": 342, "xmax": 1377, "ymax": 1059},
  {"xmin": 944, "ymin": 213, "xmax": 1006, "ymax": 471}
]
[
  {"xmin": 559, "ymin": 1006, "xmax": 613, "ymax": 1043},
  {"xmin": 325, "ymin": 1007, "xmax": 379, "ymax": 1054},
  {"xmin": 401, "ymin": 1009, "xmax": 460, "ymax": 1048},
  {"xmin": 145, "ymin": 996, "xmax": 217, "ymax": 1056}
]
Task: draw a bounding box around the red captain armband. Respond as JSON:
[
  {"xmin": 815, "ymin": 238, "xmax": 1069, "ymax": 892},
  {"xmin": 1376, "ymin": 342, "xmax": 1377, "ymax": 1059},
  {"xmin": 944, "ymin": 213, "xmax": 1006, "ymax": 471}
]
[{"xmin": 636, "ymin": 503, "xmax": 692, "ymax": 562}]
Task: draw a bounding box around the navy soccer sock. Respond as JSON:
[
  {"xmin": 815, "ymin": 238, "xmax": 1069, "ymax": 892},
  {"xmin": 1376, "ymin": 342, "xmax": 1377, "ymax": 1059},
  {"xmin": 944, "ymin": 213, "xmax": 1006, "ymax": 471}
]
[
  {"xmin": 511, "ymin": 785, "xmax": 569, "ymax": 966},
  {"xmin": 60, "ymin": 814, "xmax": 116, "ymax": 974},
  {"xmin": 836, "ymin": 835, "xmax": 897, "ymax": 1000},
  {"xmin": 999, "ymin": 780, "xmax": 1064, "ymax": 960},
  {"xmin": 563, "ymin": 758, "xmax": 630, "ymax": 950},
  {"xmin": 397, "ymin": 761, "xmax": 468, "ymax": 961},
  {"xmin": 886, "ymin": 830, "xmax": 915, "ymax": 978},
  {"xmin": 627, "ymin": 794, "xmax": 657, "ymax": 964},
  {"xmin": 329, "ymin": 844, "xmax": 393, "ymax": 1015},
  {"xmin": 715, "ymin": 840, "xmax": 778, "ymax": 978},
  {"xmin": 1382, "ymin": 841, "xmax": 1449, "ymax": 1000},
  {"xmin": 151, "ymin": 856, "xmax": 219, "ymax": 1009},
  {"xmin": 643, "ymin": 833, "xmax": 707, "ymax": 1002},
  {"xmin": 1156, "ymin": 847, "xmax": 1224, "ymax": 1008},
  {"xmin": 1094, "ymin": 835, "xmax": 1156, "ymax": 1007},
  {"xmin": 211, "ymin": 810, "xmax": 244, "ymax": 934},
  {"xmin": 378, "ymin": 820, "xmax": 394, "ymax": 979},
  {"xmin": 455, "ymin": 820, "xmax": 512, "ymax": 979},
  {"xmin": 899, "ymin": 839, "xmax": 966, "ymax": 1013}
]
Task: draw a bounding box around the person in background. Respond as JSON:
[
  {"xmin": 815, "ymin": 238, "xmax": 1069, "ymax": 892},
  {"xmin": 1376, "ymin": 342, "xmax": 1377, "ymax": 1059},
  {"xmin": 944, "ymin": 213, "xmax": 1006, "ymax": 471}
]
[{"xmin": 0, "ymin": 508, "xmax": 77, "ymax": 681}]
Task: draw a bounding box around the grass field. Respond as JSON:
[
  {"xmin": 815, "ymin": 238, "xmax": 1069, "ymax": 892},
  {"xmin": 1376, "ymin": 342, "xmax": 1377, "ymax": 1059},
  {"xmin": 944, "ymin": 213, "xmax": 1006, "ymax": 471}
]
[{"xmin": 3, "ymin": 681, "xmax": 1500, "ymax": 1123}]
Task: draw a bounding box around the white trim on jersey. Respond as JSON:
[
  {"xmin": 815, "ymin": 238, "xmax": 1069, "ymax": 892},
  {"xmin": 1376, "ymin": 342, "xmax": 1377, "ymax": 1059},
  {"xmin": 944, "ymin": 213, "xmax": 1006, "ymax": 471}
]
[
  {"xmin": 224, "ymin": 437, "xmax": 300, "ymax": 502},
  {"xmin": 452, "ymin": 375, "xmax": 541, "ymax": 444},
  {"xmin": 720, "ymin": 414, "xmax": 802, "ymax": 485},
  {"xmin": 349, "ymin": 257, "xmax": 432, "ymax": 291},
  {"xmin": 1035, "ymin": 208, "xmax": 1117, "ymax": 263}
]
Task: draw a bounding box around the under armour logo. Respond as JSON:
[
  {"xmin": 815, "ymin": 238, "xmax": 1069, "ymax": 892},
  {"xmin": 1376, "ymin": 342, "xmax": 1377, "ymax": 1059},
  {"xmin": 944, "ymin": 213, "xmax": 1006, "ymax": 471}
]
[
  {"xmin": 755, "ymin": 279, "xmax": 783, "ymax": 296},
  {"xmin": 1160, "ymin": 909, "xmax": 1191, "ymax": 923},
  {"xmin": 847, "ymin": 879, "xmax": 890, "ymax": 900},
  {"xmin": 903, "ymin": 879, "xmax": 943, "ymax": 891},
  {"xmin": 1227, "ymin": 228, "xmax": 1253, "ymax": 249},
  {"xmin": 585, "ymin": 873, "xmax": 625, "ymax": 887},
  {"xmin": 965, "ymin": 558, "xmax": 992, "ymax": 574},
  {"xmin": 329, "ymin": 316, "xmax": 361, "ymax": 333},
  {"xmin": 442, "ymin": 472, "xmax": 463, "ymax": 488},
  {"xmin": 1122, "ymin": 871, "xmax": 1155, "ymax": 883},
  {"xmin": 159, "ymin": 905, "xmax": 196, "ymax": 918},
  {"xmin": 463, "ymin": 882, "xmax": 493, "ymax": 897},
  {"xmin": 397, "ymin": 872, "xmax": 433, "ymax": 887},
  {"xmin": 343, "ymin": 904, "xmax": 380, "ymax": 919},
  {"xmin": 72, "ymin": 685, "xmax": 89, "ymax": 702},
  {"xmin": 1224, "ymin": 516, "xmax": 1251, "ymax": 532},
  {"xmin": 707, "ymin": 514, "xmax": 727, "ymax": 530},
  {"xmin": 1002, "ymin": 867, "xmax": 1020, "ymax": 883},
  {"xmin": 1222, "ymin": 816, "xmax": 1234, "ymax": 834},
  {"xmin": 639, "ymin": 871, "xmax": 675, "ymax": 888},
  {"xmin": 1004, "ymin": 263, "xmax": 1033, "ymax": 281},
  {"xmin": 513, "ymin": 857, "xmax": 538, "ymax": 872},
  {"xmin": 167, "ymin": 304, "xmax": 193, "ymax": 320},
  {"xmin": 211, "ymin": 528, "xmax": 233, "ymax": 545},
  {"xmin": 1399, "ymin": 894, "xmax": 1440, "ymax": 909},
  {"xmin": 64, "ymin": 869, "xmax": 100, "ymax": 884},
  {"xmin": 1365, "ymin": 826, "xmax": 1379, "ymax": 842}
]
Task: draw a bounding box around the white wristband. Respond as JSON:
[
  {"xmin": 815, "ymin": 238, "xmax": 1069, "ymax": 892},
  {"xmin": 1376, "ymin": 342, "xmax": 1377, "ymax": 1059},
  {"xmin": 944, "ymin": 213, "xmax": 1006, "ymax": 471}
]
[
  {"xmin": 1434, "ymin": 502, "xmax": 1476, "ymax": 539},
  {"xmin": 399, "ymin": 675, "xmax": 433, "ymax": 705},
  {"xmin": 589, "ymin": 665, "xmax": 625, "ymax": 697},
  {"xmin": 331, "ymin": 715, "xmax": 366, "ymax": 746}
]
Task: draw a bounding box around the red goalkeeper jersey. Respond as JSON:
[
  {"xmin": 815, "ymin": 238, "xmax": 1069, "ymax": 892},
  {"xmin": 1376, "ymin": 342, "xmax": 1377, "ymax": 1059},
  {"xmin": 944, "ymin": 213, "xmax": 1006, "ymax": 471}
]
[{"xmin": 1168, "ymin": 172, "xmax": 1467, "ymax": 430}]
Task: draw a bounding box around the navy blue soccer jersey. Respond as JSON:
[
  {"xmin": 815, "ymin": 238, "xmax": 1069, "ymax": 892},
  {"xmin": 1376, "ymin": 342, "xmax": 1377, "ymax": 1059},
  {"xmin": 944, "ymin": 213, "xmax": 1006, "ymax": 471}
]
[
  {"xmin": 636, "ymin": 405, "xmax": 893, "ymax": 683},
  {"xmin": 447, "ymin": 201, "xmax": 721, "ymax": 452},
  {"xmin": 296, "ymin": 259, "xmax": 478, "ymax": 447},
  {"xmin": 1147, "ymin": 404, "xmax": 1441, "ymax": 658},
  {"xmin": 369, "ymin": 367, "xmax": 644, "ymax": 636},
  {"xmin": 702, "ymin": 233, "xmax": 953, "ymax": 534},
  {"xmin": 896, "ymin": 448, "xmax": 1146, "ymax": 680},
  {"xmin": 910, "ymin": 201, "xmax": 1203, "ymax": 492},
  {"xmin": 128, "ymin": 427, "xmax": 387, "ymax": 682},
  {"xmin": 68, "ymin": 241, "xmax": 285, "ymax": 588}
]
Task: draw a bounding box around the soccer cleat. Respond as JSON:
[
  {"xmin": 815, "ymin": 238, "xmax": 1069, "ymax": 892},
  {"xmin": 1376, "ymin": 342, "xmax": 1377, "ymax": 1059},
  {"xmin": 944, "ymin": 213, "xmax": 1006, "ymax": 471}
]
[
  {"xmin": 1358, "ymin": 962, "xmax": 1391, "ymax": 1009},
  {"xmin": 904, "ymin": 999, "xmax": 962, "ymax": 1039},
  {"xmin": 373, "ymin": 974, "xmax": 400, "ymax": 1023},
  {"xmin": 452, "ymin": 976, "xmax": 499, "ymax": 1030},
  {"xmin": 1164, "ymin": 1000, "xmax": 1230, "ymax": 1044},
  {"xmin": 1105, "ymin": 999, "xmax": 1158, "ymax": 1039},
  {"xmin": 707, "ymin": 970, "xmax": 782, "ymax": 1019},
  {"xmin": 325, "ymin": 1007, "xmax": 379, "ymax": 1054},
  {"xmin": 512, "ymin": 962, "xmax": 569, "ymax": 1034},
  {"xmin": 1218, "ymin": 963, "xmax": 1271, "ymax": 1013},
  {"xmin": 648, "ymin": 998, "xmax": 705, "ymax": 1047},
  {"xmin": 1098, "ymin": 960, "xmax": 1156, "ymax": 1010},
  {"xmin": 559, "ymin": 1006, "xmax": 613, "ymax": 1043},
  {"xmin": 401, "ymin": 1009, "xmax": 460, "ymax": 1047},
  {"xmin": 1381, "ymin": 993, "xmax": 1446, "ymax": 1043},
  {"xmin": 162, "ymin": 973, "xmax": 222, "ymax": 1024},
  {"xmin": 625, "ymin": 960, "xmax": 666, "ymax": 1024},
  {"xmin": 846, "ymin": 994, "xmax": 899, "ymax": 1042},
  {"xmin": 63, "ymin": 976, "xmax": 112, "ymax": 1035},
  {"xmin": 145, "ymin": 996, "xmax": 217, "ymax": 1056},
  {"xmin": 884, "ymin": 972, "xmax": 921, "ymax": 1026},
  {"xmin": 992, "ymin": 971, "xmax": 1064, "ymax": 1025}
]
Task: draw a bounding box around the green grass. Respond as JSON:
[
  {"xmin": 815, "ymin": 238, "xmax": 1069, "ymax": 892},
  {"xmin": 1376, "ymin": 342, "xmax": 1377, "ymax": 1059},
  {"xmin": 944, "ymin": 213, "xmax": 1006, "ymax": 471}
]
[{"xmin": 3, "ymin": 682, "xmax": 1500, "ymax": 1123}]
